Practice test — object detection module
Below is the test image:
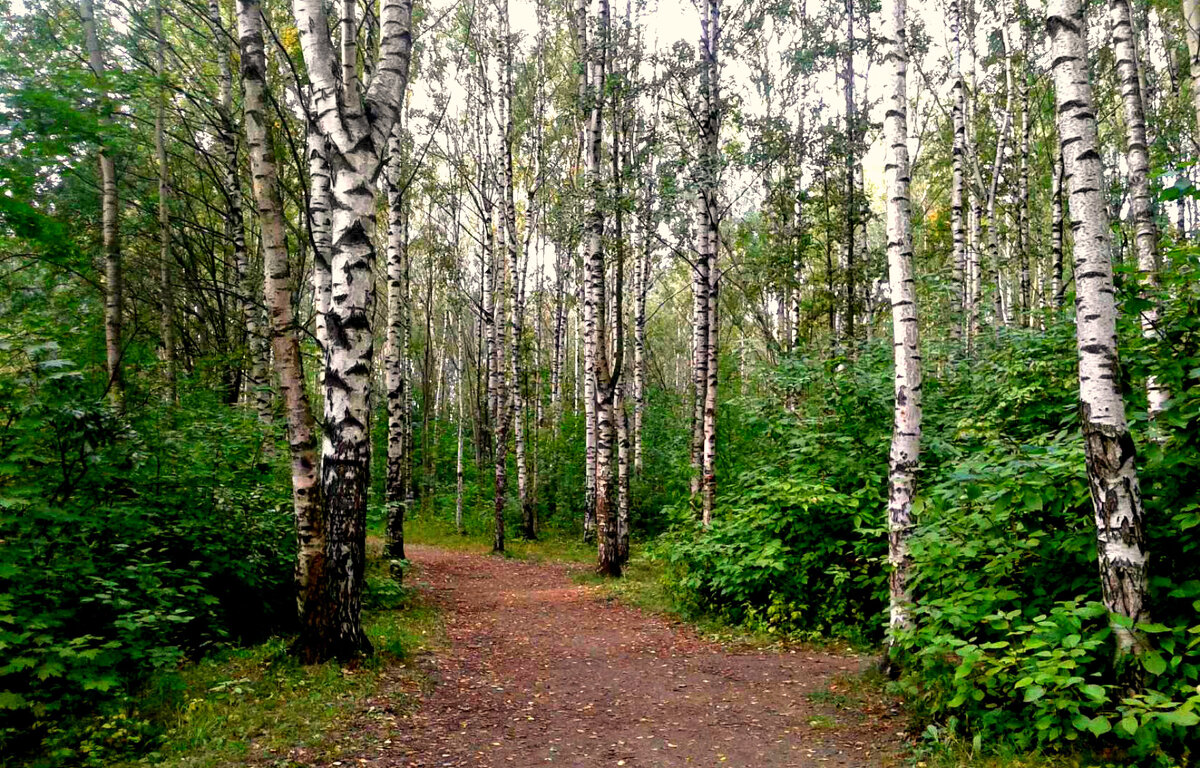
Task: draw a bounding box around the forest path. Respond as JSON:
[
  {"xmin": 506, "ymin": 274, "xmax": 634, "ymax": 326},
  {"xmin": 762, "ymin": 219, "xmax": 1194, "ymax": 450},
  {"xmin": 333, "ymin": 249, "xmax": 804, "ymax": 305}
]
[{"xmin": 345, "ymin": 545, "xmax": 902, "ymax": 768}]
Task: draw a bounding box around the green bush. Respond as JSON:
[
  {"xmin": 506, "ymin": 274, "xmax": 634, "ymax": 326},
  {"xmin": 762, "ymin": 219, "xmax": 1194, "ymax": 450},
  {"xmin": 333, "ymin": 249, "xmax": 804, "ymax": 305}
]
[{"xmin": 0, "ymin": 358, "xmax": 295, "ymax": 766}]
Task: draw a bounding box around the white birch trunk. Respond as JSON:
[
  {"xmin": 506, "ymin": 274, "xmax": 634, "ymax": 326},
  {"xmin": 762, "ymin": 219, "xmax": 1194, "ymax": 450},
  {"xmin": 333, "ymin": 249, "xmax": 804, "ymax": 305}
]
[
  {"xmin": 951, "ymin": 0, "xmax": 967, "ymax": 342},
  {"xmin": 1184, "ymin": 0, "xmax": 1200, "ymax": 143},
  {"xmin": 236, "ymin": 0, "xmax": 324, "ymax": 657},
  {"xmin": 209, "ymin": 0, "xmax": 269, "ymax": 423},
  {"xmin": 699, "ymin": 0, "xmax": 721, "ymax": 527},
  {"xmin": 499, "ymin": 1, "xmax": 533, "ymax": 540},
  {"xmin": 1049, "ymin": 0, "xmax": 1150, "ymax": 657},
  {"xmin": 883, "ymin": 0, "xmax": 920, "ymax": 636},
  {"xmin": 1052, "ymin": 147, "xmax": 1065, "ymax": 308},
  {"xmin": 291, "ymin": 0, "xmax": 413, "ymax": 660},
  {"xmin": 384, "ymin": 128, "xmax": 410, "ymax": 574},
  {"xmin": 1111, "ymin": 0, "xmax": 1169, "ymax": 423},
  {"xmin": 575, "ymin": 0, "xmax": 598, "ymax": 542}
]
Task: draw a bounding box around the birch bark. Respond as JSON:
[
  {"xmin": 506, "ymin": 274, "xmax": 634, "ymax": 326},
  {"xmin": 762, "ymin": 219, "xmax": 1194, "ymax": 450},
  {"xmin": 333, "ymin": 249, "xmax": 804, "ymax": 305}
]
[
  {"xmin": 385, "ymin": 128, "xmax": 410, "ymax": 575},
  {"xmin": 1184, "ymin": 0, "xmax": 1200, "ymax": 141},
  {"xmin": 951, "ymin": 0, "xmax": 967, "ymax": 341},
  {"xmin": 1111, "ymin": 0, "xmax": 1169, "ymax": 423},
  {"xmin": 1052, "ymin": 147, "xmax": 1065, "ymax": 308},
  {"xmin": 236, "ymin": 0, "xmax": 324, "ymax": 656},
  {"xmin": 208, "ymin": 0, "xmax": 268, "ymax": 422},
  {"xmin": 1049, "ymin": 0, "xmax": 1150, "ymax": 657},
  {"xmin": 883, "ymin": 0, "xmax": 920, "ymax": 637},
  {"xmin": 291, "ymin": 0, "xmax": 413, "ymax": 660}
]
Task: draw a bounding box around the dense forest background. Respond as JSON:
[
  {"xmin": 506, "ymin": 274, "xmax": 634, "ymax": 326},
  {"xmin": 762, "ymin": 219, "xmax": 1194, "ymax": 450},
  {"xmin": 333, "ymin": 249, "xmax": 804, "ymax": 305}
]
[{"xmin": 2, "ymin": 0, "xmax": 1200, "ymax": 764}]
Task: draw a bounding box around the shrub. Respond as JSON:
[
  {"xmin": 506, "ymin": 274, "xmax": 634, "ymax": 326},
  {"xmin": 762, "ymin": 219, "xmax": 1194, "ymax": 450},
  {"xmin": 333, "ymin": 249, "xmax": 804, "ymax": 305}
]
[{"xmin": 0, "ymin": 362, "xmax": 295, "ymax": 766}]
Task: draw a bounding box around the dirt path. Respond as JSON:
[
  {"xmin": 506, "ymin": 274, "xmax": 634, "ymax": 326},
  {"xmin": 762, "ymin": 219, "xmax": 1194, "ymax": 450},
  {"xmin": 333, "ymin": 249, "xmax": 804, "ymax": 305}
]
[{"xmin": 344, "ymin": 545, "xmax": 903, "ymax": 767}]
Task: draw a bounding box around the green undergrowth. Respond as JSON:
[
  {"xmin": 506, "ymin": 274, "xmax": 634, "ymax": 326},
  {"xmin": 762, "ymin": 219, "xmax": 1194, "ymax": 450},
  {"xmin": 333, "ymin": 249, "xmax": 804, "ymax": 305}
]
[
  {"xmin": 110, "ymin": 559, "xmax": 441, "ymax": 768},
  {"xmin": 403, "ymin": 513, "xmax": 595, "ymax": 563}
]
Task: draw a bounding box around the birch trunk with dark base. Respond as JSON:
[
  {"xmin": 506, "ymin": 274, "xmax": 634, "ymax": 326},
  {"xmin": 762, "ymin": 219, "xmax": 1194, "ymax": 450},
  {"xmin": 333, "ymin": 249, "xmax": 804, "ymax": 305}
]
[
  {"xmin": 236, "ymin": 0, "xmax": 325, "ymax": 658},
  {"xmin": 1048, "ymin": 0, "xmax": 1150, "ymax": 659},
  {"xmin": 80, "ymin": 0, "xmax": 122, "ymax": 409},
  {"xmin": 882, "ymin": 0, "xmax": 921, "ymax": 656},
  {"xmin": 456, "ymin": 369, "xmax": 465, "ymax": 535},
  {"xmin": 695, "ymin": 0, "xmax": 720, "ymax": 525},
  {"xmin": 493, "ymin": 238, "xmax": 510, "ymax": 555},
  {"xmin": 1110, "ymin": 0, "xmax": 1168, "ymax": 424},
  {"xmin": 616, "ymin": 378, "xmax": 630, "ymax": 564},
  {"xmin": 291, "ymin": 0, "xmax": 413, "ymax": 661}
]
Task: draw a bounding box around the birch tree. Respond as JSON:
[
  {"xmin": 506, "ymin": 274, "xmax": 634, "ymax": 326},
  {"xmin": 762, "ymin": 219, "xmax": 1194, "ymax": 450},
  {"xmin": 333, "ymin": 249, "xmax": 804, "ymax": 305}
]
[
  {"xmin": 206, "ymin": 0, "xmax": 269, "ymax": 422},
  {"xmin": 80, "ymin": 0, "xmax": 122, "ymax": 408},
  {"xmin": 1185, "ymin": 0, "xmax": 1200, "ymax": 141},
  {"xmin": 696, "ymin": 0, "xmax": 721, "ymax": 525},
  {"xmin": 385, "ymin": 129, "xmax": 411, "ymax": 576},
  {"xmin": 1110, "ymin": 0, "xmax": 1168, "ymax": 423},
  {"xmin": 291, "ymin": 0, "xmax": 414, "ymax": 660},
  {"xmin": 154, "ymin": 0, "xmax": 176, "ymax": 404},
  {"xmin": 1048, "ymin": 0, "xmax": 1150, "ymax": 657},
  {"xmin": 951, "ymin": 0, "xmax": 967, "ymax": 340},
  {"xmin": 882, "ymin": 0, "xmax": 921, "ymax": 639},
  {"xmin": 235, "ymin": 0, "xmax": 325, "ymax": 658}
]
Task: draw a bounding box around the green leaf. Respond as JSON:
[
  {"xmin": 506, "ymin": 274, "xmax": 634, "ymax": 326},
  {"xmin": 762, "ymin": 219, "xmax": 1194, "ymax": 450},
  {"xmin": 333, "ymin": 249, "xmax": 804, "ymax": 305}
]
[
  {"xmin": 1137, "ymin": 622, "xmax": 1171, "ymax": 633},
  {"xmin": 1141, "ymin": 652, "xmax": 1167, "ymax": 676},
  {"xmin": 1087, "ymin": 716, "xmax": 1112, "ymax": 736},
  {"xmin": 1023, "ymin": 685, "xmax": 1045, "ymax": 702},
  {"xmin": 1156, "ymin": 710, "xmax": 1200, "ymax": 728},
  {"xmin": 1081, "ymin": 684, "xmax": 1106, "ymax": 702}
]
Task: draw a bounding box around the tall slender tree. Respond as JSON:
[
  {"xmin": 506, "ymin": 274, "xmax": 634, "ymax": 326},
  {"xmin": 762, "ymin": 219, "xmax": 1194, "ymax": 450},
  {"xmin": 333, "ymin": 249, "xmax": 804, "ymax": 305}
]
[
  {"xmin": 291, "ymin": 0, "xmax": 414, "ymax": 660},
  {"xmin": 1110, "ymin": 0, "xmax": 1168, "ymax": 423},
  {"xmin": 154, "ymin": 0, "xmax": 176, "ymax": 404},
  {"xmin": 80, "ymin": 0, "xmax": 122, "ymax": 408},
  {"xmin": 882, "ymin": 0, "xmax": 921, "ymax": 642},
  {"xmin": 1048, "ymin": 0, "xmax": 1150, "ymax": 658},
  {"xmin": 235, "ymin": 0, "xmax": 325, "ymax": 658}
]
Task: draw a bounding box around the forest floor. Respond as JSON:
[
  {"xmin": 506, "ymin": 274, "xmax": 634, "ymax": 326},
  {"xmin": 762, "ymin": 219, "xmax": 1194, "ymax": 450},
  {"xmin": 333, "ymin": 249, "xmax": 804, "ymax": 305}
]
[{"xmin": 319, "ymin": 544, "xmax": 907, "ymax": 768}]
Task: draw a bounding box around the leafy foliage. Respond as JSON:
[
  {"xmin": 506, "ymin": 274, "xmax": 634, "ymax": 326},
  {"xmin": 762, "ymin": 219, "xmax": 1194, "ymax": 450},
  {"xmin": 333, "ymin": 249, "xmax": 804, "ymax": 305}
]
[{"xmin": 0, "ymin": 333, "xmax": 294, "ymax": 765}]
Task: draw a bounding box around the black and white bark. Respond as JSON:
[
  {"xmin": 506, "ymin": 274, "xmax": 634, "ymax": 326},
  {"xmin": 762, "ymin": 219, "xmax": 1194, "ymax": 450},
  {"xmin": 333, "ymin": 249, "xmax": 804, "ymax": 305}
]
[
  {"xmin": 385, "ymin": 127, "xmax": 411, "ymax": 577},
  {"xmin": 1048, "ymin": 0, "xmax": 1150, "ymax": 657},
  {"xmin": 1111, "ymin": 0, "xmax": 1168, "ymax": 423},
  {"xmin": 883, "ymin": 0, "xmax": 921, "ymax": 639},
  {"xmin": 1051, "ymin": 146, "xmax": 1065, "ymax": 309},
  {"xmin": 951, "ymin": 0, "xmax": 967, "ymax": 342},
  {"xmin": 692, "ymin": 0, "xmax": 720, "ymax": 525},
  {"xmin": 291, "ymin": 0, "xmax": 414, "ymax": 660},
  {"xmin": 208, "ymin": 0, "xmax": 269, "ymax": 423},
  {"xmin": 236, "ymin": 0, "xmax": 324, "ymax": 657}
]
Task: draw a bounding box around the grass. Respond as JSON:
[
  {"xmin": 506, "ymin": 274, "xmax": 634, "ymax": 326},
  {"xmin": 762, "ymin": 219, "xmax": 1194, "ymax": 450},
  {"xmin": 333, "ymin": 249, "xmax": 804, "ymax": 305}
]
[
  {"xmin": 909, "ymin": 743, "xmax": 1124, "ymax": 768},
  {"xmin": 116, "ymin": 550, "xmax": 442, "ymax": 768},
  {"xmin": 403, "ymin": 513, "xmax": 595, "ymax": 563}
]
